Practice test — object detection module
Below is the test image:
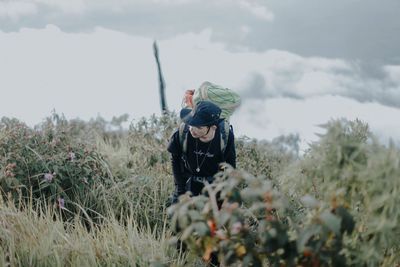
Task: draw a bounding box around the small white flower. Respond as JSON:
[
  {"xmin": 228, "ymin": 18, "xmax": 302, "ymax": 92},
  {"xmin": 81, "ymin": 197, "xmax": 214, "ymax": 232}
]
[
  {"xmin": 68, "ymin": 152, "xmax": 76, "ymax": 161},
  {"xmin": 58, "ymin": 197, "xmax": 65, "ymax": 209},
  {"xmin": 44, "ymin": 173, "xmax": 54, "ymax": 182},
  {"xmin": 300, "ymin": 195, "xmax": 319, "ymax": 209},
  {"xmin": 231, "ymin": 222, "xmax": 243, "ymax": 235}
]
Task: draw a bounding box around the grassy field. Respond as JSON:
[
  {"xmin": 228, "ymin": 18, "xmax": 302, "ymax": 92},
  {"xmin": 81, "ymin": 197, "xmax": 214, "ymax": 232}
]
[{"xmin": 0, "ymin": 114, "xmax": 399, "ymax": 266}]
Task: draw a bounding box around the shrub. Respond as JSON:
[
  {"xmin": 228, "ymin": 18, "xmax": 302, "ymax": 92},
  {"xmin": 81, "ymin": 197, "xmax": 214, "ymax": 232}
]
[
  {"xmin": 236, "ymin": 133, "xmax": 299, "ymax": 181},
  {"xmin": 168, "ymin": 167, "xmax": 355, "ymax": 267},
  {"xmin": 168, "ymin": 119, "xmax": 400, "ymax": 266},
  {"xmin": 298, "ymin": 119, "xmax": 400, "ymax": 266},
  {"xmin": 126, "ymin": 114, "xmax": 178, "ymax": 176},
  {"xmin": 0, "ymin": 115, "xmax": 114, "ymax": 222}
]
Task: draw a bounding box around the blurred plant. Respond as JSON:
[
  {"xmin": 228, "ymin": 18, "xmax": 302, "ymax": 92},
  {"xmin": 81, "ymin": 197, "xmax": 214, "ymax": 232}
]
[
  {"xmin": 276, "ymin": 118, "xmax": 400, "ymax": 266},
  {"xmin": 168, "ymin": 166, "xmax": 355, "ymax": 267}
]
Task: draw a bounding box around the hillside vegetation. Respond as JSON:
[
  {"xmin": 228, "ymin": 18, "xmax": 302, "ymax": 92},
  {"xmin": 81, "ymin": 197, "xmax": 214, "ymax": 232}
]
[{"xmin": 0, "ymin": 113, "xmax": 399, "ymax": 266}]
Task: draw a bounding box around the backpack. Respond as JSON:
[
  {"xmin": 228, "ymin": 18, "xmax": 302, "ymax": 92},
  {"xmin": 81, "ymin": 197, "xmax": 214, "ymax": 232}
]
[
  {"xmin": 179, "ymin": 81, "xmax": 240, "ymax": 160},
  {"xmin": 192, "ymin": 81, "xmax": 241, "ymax": 120}
]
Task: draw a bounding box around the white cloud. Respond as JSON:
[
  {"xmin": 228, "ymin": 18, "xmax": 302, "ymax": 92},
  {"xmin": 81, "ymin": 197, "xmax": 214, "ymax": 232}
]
[
  {"xmin": 294, "ymin": 71, "xmax": 339, "ymax": 97},
  {"xmin": 237, "ymin": 0, "xmax": 274, "ymax": 21},
  {"xmin": 231, "ymin": 96, "xmax": 400, "ymax": 152},
  {"xmin": 236, "ymin": 51, "xmax": 400, "ymax": 108},
  {"xmin": 0, "ymin": 1, "xmax": 37, "ymax": 20},
  {"xmin": 384, "ymin": 65, "xmax": 400, "ymax": 84}
]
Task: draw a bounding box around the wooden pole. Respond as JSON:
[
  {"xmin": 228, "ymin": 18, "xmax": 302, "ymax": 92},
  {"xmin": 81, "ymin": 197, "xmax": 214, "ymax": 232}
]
[{"xmin": 153, "ymin": 41, "xmax": 168, "ymax": 115}]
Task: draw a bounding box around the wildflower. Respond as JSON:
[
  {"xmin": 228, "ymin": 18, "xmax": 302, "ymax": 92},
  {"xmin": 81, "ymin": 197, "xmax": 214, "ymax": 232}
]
[
  {"xmin": 5, "ymin": 170, "xmax": 15, "ymax": 177},
  {"xmin": 231, "ymin": 222, "xmax": 243, "ymax": 235},
  {"xmin": 68, "ymin": 152, "xmax": 76, "ymax": 161},
  {"xmin": 44, "ymin": 173, "xmax": 54, "ymax": 182},
  {"xmin": 207, "ymin": 219, "xmax": 217, "ymax": 237},
  {"xmin": 50, "ymin": 140, "xmax": 57, "ymax": 147},
  {"xmin": 4, "ymin": 163, "xmax": 16, "ymax": 177},
  {"xmin": 5, "ymin": 163, "xmax": 16, "ymax": 170},
  {"xmin": 58, "ymin": 197, "xmax": 65, "ymax": 209}
]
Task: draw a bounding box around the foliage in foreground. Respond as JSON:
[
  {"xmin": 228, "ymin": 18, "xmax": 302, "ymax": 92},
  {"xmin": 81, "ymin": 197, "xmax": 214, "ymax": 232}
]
[
  {"xmin": 0, "ymin": 197, "xmax": 183, "ymax": 267},
  {"xmin": 169, "ymin": 119, "xmax": 400, "ymax": 267},
  {"xmin": 168, "ymin": 167, "xmax": 355, "ymax": 267}
]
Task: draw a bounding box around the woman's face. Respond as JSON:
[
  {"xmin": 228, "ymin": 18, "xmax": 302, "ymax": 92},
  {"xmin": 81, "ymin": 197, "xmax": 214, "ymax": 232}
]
[{"xmin": 189, "ymin": 125, "xmax": 209, "ymax": 138}]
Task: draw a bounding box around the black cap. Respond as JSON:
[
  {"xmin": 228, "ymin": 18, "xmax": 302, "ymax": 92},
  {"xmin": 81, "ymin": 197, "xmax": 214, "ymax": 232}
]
[{"xmin": 180, "ymin": 101, "xmax": 222, "ymax": 127}]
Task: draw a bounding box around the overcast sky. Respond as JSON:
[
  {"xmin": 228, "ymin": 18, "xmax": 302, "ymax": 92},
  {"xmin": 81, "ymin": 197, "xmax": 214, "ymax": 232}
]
[{"xmin": 1, "ymin": 0, "xmax": 399, "ymax": 151}]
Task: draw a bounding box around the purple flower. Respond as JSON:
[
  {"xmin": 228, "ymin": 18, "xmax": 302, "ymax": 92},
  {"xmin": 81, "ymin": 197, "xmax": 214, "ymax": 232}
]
[
  {"xmin": 44, "ymin": 173, "xmax": 54, "ymax": 182},
  {"xmin": 58, "ymin": 197, "xmax": 65, "ymax": 209}
]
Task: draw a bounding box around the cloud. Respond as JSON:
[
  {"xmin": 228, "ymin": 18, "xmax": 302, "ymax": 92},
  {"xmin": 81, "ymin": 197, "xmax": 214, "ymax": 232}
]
[
  {"xmin": 0, "ymin": 0, "xmax": 273, "ymax": 41},
  {"xmin": 1, "ymin": 0, "xmax": 399, "ymax": 67},
  {"xmin": 34, "ymin": 0, "xmax": 87, "ymax": 14},
  {"xmin": 238, "ymin": 73, "xmax": 269, "ymax": 100},
  {"xmin": 237, "ymin": 0, "xmax": 274, "ymax": 21},
  {"xmin": 231, "ymin": 95, "xmax": 400, "ymax": 152},
  {"xmin": 246, "ymin": 0, "xmax": 400, "ymax": 64},
  {"xmin": 238, "ymin": 51, "xmax": 400, "ymax": 109},
  {"xmin": 0, "ymin": 2, "xmax": 37, "ymax": 20},
  {"xmin": 384, "ymin": 65, "xmax": 400, "ymax": 84}
]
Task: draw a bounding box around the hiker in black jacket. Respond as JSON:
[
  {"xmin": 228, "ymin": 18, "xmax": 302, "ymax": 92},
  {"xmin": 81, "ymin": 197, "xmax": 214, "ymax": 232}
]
[{"xmin": 167, "ymin": 100, "xmax": 236, "ymax": 204}]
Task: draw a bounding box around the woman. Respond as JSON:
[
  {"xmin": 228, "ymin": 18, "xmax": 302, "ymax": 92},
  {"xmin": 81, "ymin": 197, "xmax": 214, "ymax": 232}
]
[{"xmin": 167, "ymin": 100, "xmax": 236, "ymax": 204}]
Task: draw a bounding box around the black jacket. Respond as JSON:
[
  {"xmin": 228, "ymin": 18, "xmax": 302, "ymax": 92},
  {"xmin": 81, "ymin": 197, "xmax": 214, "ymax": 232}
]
[{"xmin": 167, "ymin": 125, "xmax": 236, "ymax": 202}]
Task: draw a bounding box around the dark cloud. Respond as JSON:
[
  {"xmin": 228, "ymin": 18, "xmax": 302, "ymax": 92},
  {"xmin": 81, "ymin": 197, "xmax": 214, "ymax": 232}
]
[
  {"xmin": 242, "ymin": 0, "xmax": 400, "ymax": 65},
  {"xmin": 239, "ymin": 72, "xmax": 270, "ymax": 100},
  {"xmin": 1, "ymin": 0, "xmax": 399, "ymax": 65},
  {"xmin": 0, "ymin": 1, "xmax": 272, "ymax": 40}
]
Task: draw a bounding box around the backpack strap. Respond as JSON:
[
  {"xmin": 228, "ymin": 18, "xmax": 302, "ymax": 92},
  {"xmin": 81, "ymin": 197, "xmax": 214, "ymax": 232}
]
[
  {"xmin": 178, "ymin": 122, "xmax": 189, "ymax": 155},
  {"xmin": 219, "ymin": 120, "xmax": 231, "ymax": 161},
  {"xmin": 179, "ymin": 120, "xmax": 231, "ymax": 165},
  {"xmin": 178, "ymin": 122, "xmax": 193, "ymax": 174}
]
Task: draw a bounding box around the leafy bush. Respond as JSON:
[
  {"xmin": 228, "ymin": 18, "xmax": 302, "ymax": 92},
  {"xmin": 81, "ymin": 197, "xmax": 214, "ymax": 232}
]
[
  {"xmin": 168, "ymin": 167, "xmax": 354, "ymax": 267},
  {"xmin": 168, "ymin": 119, "xmax": 400, "ymax": 266},
  {"xmin": 236, "ymin": 133, "xmax": 299, "ymax": 181},
  {"xmin": 291, "ymin": 119, "xmax": 400, "ymax": 266},
  {"xmin": 126, "ymin": 114, "xmax": 178, "ymax": 176},
  {"xmin": 0, "ymin": 115, "xmax": 114, "ymax": 221}
]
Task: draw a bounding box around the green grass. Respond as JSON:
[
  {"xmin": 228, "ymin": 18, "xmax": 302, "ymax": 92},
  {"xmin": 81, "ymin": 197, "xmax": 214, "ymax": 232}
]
[
  {"xmin": 1, "ymin": 114, "xmax": 399, "ymax": 266},
  {"xmin": 0, "ymin": 197, "xmax": 188, "ymax": 267}
]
